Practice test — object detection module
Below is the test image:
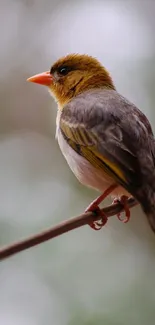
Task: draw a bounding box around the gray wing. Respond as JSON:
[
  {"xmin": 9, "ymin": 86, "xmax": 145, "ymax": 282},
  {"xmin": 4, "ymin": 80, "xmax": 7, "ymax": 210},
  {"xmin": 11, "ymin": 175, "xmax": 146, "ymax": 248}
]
[{"xmin": 60, "ymin": 88, "xmax": 155, "ymax": 195}]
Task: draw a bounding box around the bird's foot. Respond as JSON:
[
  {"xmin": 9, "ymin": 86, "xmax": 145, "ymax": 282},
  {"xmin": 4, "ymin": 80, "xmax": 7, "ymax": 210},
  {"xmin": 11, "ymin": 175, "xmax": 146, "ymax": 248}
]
[
  {"xmin": 85, "ymin": 204, "xmax": 108, "ymax": 231},
  {"xmin": 85, "ymin": 184, "xmax": 117, "ymax": 230},
  {"xmin": 112, "ymin": 195, "xmax": 130, "ymax": 223}
]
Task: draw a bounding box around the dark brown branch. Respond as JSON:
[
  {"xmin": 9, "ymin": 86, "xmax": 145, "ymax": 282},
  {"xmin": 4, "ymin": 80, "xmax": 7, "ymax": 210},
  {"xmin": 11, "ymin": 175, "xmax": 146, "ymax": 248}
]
[{"xmin": 0, "ymin": 198, "xmax": 138, "ymax": 261}]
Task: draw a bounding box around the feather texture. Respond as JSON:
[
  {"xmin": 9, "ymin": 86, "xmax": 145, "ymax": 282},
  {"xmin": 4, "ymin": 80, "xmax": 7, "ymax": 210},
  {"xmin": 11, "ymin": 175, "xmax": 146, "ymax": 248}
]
[
  {"xmin": 28, "ymin": 52, "xmax": 155, "ymax": 232},
  {"xmin": 59, "ymin": 88, "xmax": 155, "ymax": 199}
]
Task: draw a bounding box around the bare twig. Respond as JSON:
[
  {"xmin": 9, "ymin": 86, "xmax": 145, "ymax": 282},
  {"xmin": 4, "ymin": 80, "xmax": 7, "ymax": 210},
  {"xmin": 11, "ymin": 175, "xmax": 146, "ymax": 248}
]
[{"xmin": 0, "ymin": 198, "xmax": 138, "ymax": 261}]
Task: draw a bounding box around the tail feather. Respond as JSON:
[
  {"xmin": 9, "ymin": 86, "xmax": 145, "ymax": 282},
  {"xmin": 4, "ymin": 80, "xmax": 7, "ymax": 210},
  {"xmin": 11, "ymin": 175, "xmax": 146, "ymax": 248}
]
[
  {"xmin": 135, "ymin": 185, "xmax": 155, "ymax": 233},
  {"xmin": 146, "ymin": 212, "xmax": 155, "ymax": 233}
]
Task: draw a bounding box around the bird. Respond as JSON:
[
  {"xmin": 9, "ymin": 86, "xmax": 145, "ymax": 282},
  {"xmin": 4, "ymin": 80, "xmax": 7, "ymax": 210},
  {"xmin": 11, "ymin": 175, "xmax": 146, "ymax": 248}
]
[{"xmin": 27, "ymin": 53, "xmax": 155, "ymax": 232}]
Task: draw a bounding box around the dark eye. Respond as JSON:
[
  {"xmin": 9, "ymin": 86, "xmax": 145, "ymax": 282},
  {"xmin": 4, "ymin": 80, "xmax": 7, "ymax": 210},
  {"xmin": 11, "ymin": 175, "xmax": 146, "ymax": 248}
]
[{"xmin": 58, "ymin": 66, "xmax": 71, "ymax": 76}]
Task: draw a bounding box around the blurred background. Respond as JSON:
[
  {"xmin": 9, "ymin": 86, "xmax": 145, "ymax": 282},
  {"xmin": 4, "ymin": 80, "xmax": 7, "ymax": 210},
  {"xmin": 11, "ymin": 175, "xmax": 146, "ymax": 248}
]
[{"xmin": 0, "ymin": 0, "xmax": 155, "ymax": 324}]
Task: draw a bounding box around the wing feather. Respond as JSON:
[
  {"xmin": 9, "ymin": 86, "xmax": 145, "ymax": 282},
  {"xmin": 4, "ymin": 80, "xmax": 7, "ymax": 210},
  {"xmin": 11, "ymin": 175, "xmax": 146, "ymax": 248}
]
[{"xmin": 60, "ymin": 89, "xmax": 154, "ymax": 194}]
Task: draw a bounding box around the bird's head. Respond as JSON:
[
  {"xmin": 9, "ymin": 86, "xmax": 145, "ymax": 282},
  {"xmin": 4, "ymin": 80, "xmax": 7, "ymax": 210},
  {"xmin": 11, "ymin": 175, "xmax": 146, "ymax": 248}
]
[{"xmin": 27, "ymin": 54, "xmax": 115, "ymax": 108}]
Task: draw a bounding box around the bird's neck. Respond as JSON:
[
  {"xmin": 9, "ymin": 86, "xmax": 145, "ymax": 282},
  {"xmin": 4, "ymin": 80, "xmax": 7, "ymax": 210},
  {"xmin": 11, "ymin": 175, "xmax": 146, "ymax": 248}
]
[
  {"xmin": 56, "ymin": 72, "xmax": 116, "ymax": 109},
  {"xmin": 75, "ymin": 73, "xmax": 115, "ymax": 94}
]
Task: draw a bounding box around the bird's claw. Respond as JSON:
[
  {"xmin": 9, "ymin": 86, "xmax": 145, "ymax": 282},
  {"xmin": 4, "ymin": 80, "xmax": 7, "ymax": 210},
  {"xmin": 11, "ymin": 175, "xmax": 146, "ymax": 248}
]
[
  {"xmin": 85, "ymin": 205, "xmax": 108, "ymax": 231},
  {"xmin": 112, "ymin": 195, "xmax": 130, "ymax": 223},
  {"xmin": 84, "ymin": 185, "xmax": 117, "ymax": 230}
]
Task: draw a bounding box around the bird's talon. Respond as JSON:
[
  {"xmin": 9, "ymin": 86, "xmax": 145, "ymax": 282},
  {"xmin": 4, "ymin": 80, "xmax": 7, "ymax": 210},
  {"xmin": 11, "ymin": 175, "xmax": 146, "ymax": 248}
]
[
  {"xmin": 89, "ymin": 222, "xmax": 103, "ymax": 231},
  {"xmin": 117, "ymin": 214, "xmax": 130, "ymax": 223},
  {"xmin": 85, "ymin": 205, "xmax": 108, "ymax": 231},
  {"xmin": 84, "ymin": 185, "xmax": 117, "ymax": 231},
  {"xmin": 112, "ymin": 195, "xmax": 130, "ymax": 223}
]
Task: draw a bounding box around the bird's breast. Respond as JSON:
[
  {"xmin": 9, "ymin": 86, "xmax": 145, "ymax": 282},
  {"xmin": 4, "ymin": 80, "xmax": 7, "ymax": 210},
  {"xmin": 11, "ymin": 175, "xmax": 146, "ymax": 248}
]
[{"xmin": 56, "ymin": 126, "xmax": 115, "ymax": 193}]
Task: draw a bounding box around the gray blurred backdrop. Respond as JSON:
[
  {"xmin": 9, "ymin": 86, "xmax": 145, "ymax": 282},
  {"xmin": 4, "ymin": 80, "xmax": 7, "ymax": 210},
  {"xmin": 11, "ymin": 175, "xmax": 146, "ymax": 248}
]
[{"xmin": 1, "ymin": 0, "xmax": 155, "ymax": 324}]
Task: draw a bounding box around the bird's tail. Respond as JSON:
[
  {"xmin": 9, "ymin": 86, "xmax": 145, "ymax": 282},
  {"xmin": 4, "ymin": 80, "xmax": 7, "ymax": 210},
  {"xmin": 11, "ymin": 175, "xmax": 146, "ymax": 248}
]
[
  {"xmin": 136, "ymin": 185, "xmax": 155, "ymax": 233},
  {"xmin": 146, "ymin": 211, "xmax": 155, "ymax": 233}
]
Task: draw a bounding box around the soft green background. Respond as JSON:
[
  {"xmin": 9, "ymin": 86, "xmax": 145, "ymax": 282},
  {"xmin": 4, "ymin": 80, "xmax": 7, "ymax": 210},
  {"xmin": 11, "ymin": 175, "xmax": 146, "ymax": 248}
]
[{"xmin": 1, "ymin": 0, "xmax": 155, "ymax": 324}]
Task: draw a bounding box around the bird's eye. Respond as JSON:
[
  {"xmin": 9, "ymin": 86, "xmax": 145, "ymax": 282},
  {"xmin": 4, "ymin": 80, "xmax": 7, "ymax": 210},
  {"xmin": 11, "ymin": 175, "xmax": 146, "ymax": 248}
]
[{"xmin": 58, "ymin": 66, "xmax": 71, "ymax": 76}]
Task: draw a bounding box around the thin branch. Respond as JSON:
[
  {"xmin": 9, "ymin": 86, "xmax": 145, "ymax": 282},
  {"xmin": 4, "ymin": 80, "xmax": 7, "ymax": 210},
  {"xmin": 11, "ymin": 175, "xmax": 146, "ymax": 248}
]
[{"xmin": 0, "ymin": 198, "xmax": 138, "ymax": 261}]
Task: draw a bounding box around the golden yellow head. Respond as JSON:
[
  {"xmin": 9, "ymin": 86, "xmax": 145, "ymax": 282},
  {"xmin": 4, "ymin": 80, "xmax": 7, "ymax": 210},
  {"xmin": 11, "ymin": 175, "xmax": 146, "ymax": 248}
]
[{"xmin": 27, "ymin": 53, "xmax": 115, "ymax": 108}]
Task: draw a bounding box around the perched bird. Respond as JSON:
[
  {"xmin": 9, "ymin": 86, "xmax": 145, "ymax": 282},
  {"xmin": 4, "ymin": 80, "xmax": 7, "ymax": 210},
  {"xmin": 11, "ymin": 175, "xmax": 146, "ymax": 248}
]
[{"xmin": 27, "ymin": 54, "xmax": 155, "ymax": 232}]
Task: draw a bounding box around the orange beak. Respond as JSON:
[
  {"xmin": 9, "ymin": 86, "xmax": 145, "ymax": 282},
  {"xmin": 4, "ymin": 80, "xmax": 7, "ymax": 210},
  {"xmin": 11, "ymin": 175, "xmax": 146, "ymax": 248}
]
[{"xmin": 27, "ymin": 71, "xmax": 53, "ymax": 86}]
